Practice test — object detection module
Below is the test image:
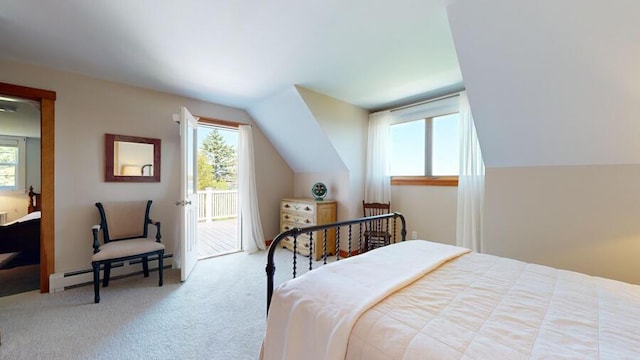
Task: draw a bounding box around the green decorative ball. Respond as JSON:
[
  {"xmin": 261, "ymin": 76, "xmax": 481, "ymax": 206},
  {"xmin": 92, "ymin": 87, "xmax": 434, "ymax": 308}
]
[{"xmin": 311, "ymin": 182, "xmax": 327, "ymax": 200}]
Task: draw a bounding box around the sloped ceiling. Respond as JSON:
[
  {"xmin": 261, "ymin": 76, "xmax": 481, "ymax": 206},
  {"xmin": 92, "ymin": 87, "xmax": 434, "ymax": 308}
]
[
  {"xmin": 0, "ymin": 1, "xmax": 469, "ymax": 178},
  {"xmin": 448, "ymin": 0, "xmax": 640, "ymax": 168},
  {"xmin": 248, "ymin": 86, "xmax": 347, "ymax": 173},
  {"xmin": 0, "ymin": 0, "xmax": 462, "ymax": 112}
]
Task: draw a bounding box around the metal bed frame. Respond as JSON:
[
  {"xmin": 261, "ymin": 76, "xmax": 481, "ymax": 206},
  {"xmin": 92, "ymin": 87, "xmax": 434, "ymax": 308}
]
[{"xmin": 265, "ymin": 212, "xmax": 407, "ymax": 313}]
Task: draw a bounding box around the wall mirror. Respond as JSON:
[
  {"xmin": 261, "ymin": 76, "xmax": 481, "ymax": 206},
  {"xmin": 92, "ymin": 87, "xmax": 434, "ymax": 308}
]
[{"xmin": 105, "ymin": 133, "xmax": 161, "ymax": 182}]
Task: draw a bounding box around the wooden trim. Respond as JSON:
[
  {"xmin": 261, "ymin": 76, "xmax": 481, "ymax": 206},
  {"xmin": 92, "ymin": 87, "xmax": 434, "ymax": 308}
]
[
  {"xmin": 1, "ymin": 83, "xmax": 56, "ymax": 293},
  {"xmin": 0, "ymin": 82, "xmax": 56, "ymax": 100},
  {"xmin": 197, "ymin": 116, "xmax": 246, "ymax": 129},
  {"xmin": 40, "ymin": 98, "xmax": 55, "ymax": 293},
  {"xmin": 339, "ymin": 249, "xmax": 360, "ymax": 258},
  {"xmin": 391, "ymin": 176, "xmax": 458, "ymax": 187}
]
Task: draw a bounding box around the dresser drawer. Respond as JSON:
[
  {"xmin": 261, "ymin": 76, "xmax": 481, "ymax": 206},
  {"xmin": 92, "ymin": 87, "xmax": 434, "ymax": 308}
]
[
  {"xmin": 281, "ymin": 211, "xmax": 313, "ymax": 226},
  {"xmin": 281, "ymin": 200, "xmax": 315, "ymax": 215},
  {"xmin": 281, "ymin": 235, "xmax": 311, "ymax": 257}
]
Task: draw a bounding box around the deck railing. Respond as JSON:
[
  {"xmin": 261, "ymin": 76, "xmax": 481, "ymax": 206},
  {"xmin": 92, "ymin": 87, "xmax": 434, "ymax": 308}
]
[{"xmin": 197, "ymin": 189, "xmax": 238, "ymax": 222}]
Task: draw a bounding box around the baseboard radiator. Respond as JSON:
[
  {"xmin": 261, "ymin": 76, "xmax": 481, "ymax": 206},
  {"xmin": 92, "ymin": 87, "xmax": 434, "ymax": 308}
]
[{"xmin": 49, "ymin": 254, "xmax": 173, "ymax": 293}]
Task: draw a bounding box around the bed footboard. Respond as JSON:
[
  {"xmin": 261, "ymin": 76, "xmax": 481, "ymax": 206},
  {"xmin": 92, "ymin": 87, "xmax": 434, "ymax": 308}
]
[{"xmin": 266, "ymin": 212, "xmax": 406, "ymax": 313}]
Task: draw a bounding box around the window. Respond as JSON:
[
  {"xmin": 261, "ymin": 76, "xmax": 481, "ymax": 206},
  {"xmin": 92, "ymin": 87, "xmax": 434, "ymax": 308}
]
[
  {"xmin": 0, "ymin": 136, "xmax": 26, "ymax": 192},
  {"xmin": 388, "ymin": 95, "xmax": 460, "ymax": 186}
]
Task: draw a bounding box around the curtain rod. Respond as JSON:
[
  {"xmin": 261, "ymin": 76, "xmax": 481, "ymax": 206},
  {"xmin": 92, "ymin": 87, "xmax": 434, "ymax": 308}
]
[{"xmin": 389, "ymin": 89, "xmax": 464, "ymax": 113}]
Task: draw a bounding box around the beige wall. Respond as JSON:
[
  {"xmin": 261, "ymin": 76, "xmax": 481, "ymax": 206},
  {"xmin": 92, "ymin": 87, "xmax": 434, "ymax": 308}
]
[
  {"xmin": 0, "ymin": 59, "xmax": 292, "ymax": 273},
  {"xmin": 0, "ymin": 192, "xmax": 30, "ymax": 223},
  {"xmin": 485, "ymin": 165, "xmax": 640, "ymax": 284},
  {"xmin": 292, "ymin": 88, "xmax": 370, "ymax": 252},
  {"xmin": 391, "ymin": 185, "xmax": 458, "ymax": 245},
  {"xmin": 298, "ymin": 87, "xmax": 369, "ymax": 221}
]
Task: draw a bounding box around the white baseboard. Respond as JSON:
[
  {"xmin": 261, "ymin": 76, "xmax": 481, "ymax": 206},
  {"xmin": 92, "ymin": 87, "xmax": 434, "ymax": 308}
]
[{"xmin": 49, "ymin": 256, "xmax": 173, "ymax": 293}]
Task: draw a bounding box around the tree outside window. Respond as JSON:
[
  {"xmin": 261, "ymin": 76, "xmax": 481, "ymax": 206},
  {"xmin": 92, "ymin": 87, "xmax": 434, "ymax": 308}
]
[{"xmin": 197, "ymin": 128, "xmax": 237, "ymax": 190}]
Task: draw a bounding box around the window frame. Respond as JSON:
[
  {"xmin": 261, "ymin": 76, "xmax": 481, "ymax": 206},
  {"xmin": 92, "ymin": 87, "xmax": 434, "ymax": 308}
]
[
  {"xmin": 389, "ymin": 110, "xmax": 460, "ymax": 187},
  {"xmin": 0, "ymin": 135, "xmax": 27, "ymax": 193}
]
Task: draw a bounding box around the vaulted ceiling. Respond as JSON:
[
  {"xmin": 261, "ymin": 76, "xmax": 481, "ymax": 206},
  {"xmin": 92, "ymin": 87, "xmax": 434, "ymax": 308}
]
[
  {"xmin": 0, "ymin": 0, "xmax": 462, "ymax": 112},
  {"xmin": 4, "ymin": 1, "xmax": 635, "ymax": 171},
  {"xmin": 448, "ymin": 0, "xmax": 640, "ymax": 168}
]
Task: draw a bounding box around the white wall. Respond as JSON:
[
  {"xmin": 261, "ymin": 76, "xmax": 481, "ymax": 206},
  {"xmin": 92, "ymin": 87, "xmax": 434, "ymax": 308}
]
[
  {"xmin": 26, "ymin": 138, "xmax": 41, "ymax": 193},
  {"xmin": 448, "ymin": 0, "xmax": 640, "ymax": 283},
  {"xmin": 248, "ymin": 86, "xmax": 346, "ymax": 173},
  {"xmin": 448, "ymin": 0, "xmax": 640, "ymax": 168},
  {"xmin": 0, "ymin": 59, "xmax": 293, "ymax": 273},
  {"xmin": 0, "ymin": 101, "xmax": 40, "ymax": 138}
]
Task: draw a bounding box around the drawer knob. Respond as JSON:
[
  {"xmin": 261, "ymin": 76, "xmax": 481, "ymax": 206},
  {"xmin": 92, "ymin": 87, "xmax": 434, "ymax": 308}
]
[
  {"xmin": 284, "ymin": 204, "xmax": 290, "ymax": 208},
  {"xmin": 304, "ymin": 206, "xmax": 311, "ymax": 211}
]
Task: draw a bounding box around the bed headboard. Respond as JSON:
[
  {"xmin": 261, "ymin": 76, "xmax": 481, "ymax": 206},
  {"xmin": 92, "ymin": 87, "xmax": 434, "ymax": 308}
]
[{"xmin": 28, "ymin": 186, "xmax": 41, "ymax": 213}]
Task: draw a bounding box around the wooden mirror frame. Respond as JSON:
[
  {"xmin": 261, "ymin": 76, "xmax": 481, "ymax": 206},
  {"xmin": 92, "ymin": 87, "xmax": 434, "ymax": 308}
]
[{"xmin": 105, "ymin": 133, "xmax": 161, "ymax": 182}]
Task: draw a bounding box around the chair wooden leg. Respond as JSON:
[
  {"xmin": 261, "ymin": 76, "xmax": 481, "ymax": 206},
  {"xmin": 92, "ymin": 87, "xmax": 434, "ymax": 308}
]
[
  {"xmin": 103, "ymin": 263, "xmax": 111, "ymax": 287},
  {"xmin": 142, "ymin": 257, "xmax": 149, "ymax": 277},
  {"xmin": 158, "ymin": 251, "xmax": 164, "ymax": 287},
  {"xmin": 92, "ymin": 262, "xmax": 100, "ymax": 303}
]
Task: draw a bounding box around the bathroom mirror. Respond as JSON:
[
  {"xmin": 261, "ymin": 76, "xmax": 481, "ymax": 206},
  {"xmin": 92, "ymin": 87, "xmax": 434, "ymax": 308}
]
[{"xmin": 105, "ymin": 133, "xmax": 161, "ymax": 182}]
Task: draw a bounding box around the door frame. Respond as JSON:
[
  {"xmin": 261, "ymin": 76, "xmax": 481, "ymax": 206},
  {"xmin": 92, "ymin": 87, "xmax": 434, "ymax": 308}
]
[
  {"xmin": 0, "ymin": 82, "xmax": 55, "ymax": 293},
  {"xmin": 196, "ymin": 117, "xmax": 242, "ymax": 256},
  {"xmin": 197, "ymin": 116, "xmax": 244, "ymax": 254}
]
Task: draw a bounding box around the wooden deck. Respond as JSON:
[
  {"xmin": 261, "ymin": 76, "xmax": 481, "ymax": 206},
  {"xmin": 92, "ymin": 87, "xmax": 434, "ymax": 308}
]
[{"xmin": 197, "ymin": 218, "xmax": 239, "ymax": 259}]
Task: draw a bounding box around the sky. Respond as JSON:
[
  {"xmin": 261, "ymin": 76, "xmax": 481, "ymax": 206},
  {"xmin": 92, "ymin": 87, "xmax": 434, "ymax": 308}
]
[{"xmin": 389, "ymin": 113, "xmax": 459, "ymax": 176}]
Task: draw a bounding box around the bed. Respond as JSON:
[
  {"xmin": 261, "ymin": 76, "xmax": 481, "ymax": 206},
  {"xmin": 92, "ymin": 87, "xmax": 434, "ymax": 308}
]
[
  {"xmin": 0, "ymin": 186, "xmax": 41, "ymax": 254},
  {"xmin": 262, "ymin": 213, "xmax": 640, "ymax": 359}
]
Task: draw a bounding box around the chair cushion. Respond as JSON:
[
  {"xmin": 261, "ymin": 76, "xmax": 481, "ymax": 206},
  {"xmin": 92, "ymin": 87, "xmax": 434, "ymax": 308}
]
[
  {"xmin": 92, "ymin": 238, "xmax": 165, "ymax": 262},
  {"xmin": 101, "ymin": 201, "xmax": 148, "ymax": 239}
]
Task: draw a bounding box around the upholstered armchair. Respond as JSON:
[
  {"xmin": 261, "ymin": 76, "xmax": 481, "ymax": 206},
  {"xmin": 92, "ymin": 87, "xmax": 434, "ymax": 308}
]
[{"xmin": 91, "ymin": 200, "xmax": 164, "ymax": 303}]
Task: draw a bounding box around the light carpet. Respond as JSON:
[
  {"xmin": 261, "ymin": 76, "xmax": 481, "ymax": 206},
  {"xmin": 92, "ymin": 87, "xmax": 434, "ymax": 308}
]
[{"xmin": 0, "ymin": 247, "xmax": 315, "ymax": 360}]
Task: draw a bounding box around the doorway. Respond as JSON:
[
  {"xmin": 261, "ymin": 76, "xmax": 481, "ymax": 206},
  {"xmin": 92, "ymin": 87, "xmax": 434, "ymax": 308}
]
[
  {"xmin": 196, "ymin": 120, "xmax": 240, "ymax": 259},
  {"xmin": 0, "ymin": 96, "xmax": 41, "ymax": 296},
  {"xmin": 0, "ymin": 82, "xmax": 55, "ymax": 294}
]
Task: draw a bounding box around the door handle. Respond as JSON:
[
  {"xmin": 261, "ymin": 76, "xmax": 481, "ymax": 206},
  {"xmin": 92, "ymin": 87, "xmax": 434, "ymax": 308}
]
[{"xmin": 175, "ymin": 200, "xmax": 192, "ymax": 206}]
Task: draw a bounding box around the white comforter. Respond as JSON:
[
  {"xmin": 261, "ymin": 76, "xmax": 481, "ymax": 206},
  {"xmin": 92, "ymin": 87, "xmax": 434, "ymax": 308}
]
[
  {"xmin": 262, "ymin": 240, "xmax": 640, "ymax": 359},
  {"xmin": 261, "ymin": 240, "xmax": 470, "ymax": 360},
  {"xmin": 347, "ymin": 251, "xmax": 640, "ymax": 359}
]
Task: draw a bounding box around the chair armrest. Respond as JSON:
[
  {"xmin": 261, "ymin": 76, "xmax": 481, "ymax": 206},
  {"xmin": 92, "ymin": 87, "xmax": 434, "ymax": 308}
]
[
  {"xmin": 149, "ymin": 219, "xmax": 162, "ymax": 243},
  {"xmin": 91, "ymin": 225, "xmax": 101, "ymax": 253}
]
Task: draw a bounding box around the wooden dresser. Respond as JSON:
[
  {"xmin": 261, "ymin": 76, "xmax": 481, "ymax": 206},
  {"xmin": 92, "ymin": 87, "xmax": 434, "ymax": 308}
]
[{"xmin": 279, "ymin": 198, "xmax": 337, "ymax": 260}]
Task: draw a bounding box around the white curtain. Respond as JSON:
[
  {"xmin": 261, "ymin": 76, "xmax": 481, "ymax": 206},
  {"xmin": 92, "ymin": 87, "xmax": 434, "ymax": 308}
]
[
  {"xmin": 456, "ymin": 91, "xmax": 485, "ymax": 252},
  {"xmin": 238, "ymin": 125, "xmax": 266, "ymax": 253},
  {"xmin": 364, "ymin": 110, "xmax": 391, "ymax": 203}
]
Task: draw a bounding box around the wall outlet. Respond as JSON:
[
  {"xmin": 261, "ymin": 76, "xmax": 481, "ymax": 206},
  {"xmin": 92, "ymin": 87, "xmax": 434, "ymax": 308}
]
[{"xmin": 411, "ymin": 231, "xmax": 418, "ymax": 240}]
